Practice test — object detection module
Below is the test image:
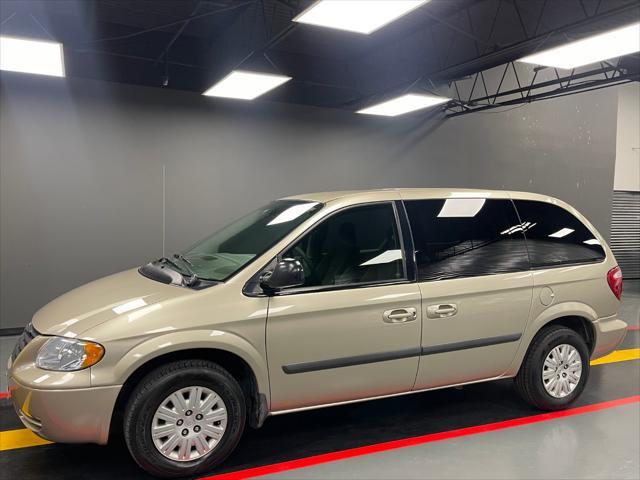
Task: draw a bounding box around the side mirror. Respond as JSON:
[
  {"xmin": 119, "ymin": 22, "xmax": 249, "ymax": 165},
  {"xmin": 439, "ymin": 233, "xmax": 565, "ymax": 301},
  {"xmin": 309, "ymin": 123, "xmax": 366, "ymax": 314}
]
[{"xmin": 260, "ymin": 258, "xmax": 305, "ymax": 294}]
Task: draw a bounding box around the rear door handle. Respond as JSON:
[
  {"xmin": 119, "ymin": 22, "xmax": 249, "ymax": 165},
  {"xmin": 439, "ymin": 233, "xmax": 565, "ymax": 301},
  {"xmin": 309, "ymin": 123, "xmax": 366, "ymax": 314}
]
[
  {"xmin": 427, "ymin": 304, "xmax": 458, "ymax": 318},
  {"xmin": 382, "ymin": 308, "xmax": 417, "ymax": 323}
]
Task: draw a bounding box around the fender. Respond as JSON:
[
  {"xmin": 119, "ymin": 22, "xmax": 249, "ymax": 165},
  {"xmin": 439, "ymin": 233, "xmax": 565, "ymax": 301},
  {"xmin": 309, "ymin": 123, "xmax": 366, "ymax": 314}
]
[
  {"xmin": 503, "ymin": 301, "xmax": 597, "ymax": 377},
  {"xmin": 92, "ymin": 329, "xmax": 270, "ymax": 400}
]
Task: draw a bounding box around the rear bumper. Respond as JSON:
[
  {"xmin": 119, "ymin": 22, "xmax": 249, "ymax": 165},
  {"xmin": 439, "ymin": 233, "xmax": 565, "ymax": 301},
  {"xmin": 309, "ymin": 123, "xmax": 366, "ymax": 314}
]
[
  {"xmin": 9, "ymin": 376, "xmax": 121, "ymax": 445},
  {"xmin": 591, "ymin": 316, "xmax": 627, "ymax": 359}
]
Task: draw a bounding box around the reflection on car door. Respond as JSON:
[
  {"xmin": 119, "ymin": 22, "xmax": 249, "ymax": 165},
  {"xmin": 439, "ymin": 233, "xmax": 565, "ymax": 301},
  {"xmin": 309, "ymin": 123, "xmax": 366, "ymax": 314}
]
[
  {"xmin": 402, "ymin": 196, "xmax": 534, "ymax": 389},
  {"xmin": 266, "ymin": 203, "xmax": 422, "ymax": 411}
]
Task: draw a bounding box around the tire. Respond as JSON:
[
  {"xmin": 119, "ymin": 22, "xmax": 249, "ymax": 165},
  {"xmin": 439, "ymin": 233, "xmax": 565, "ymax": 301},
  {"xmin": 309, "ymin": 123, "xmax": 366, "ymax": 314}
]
[
  {"xmin": 514, "ymin": 325, "xmax": 590, "ymax": 410},
  {"xmin": 123, "ymin": 359, "xmax": 246, "ymax": 478}
]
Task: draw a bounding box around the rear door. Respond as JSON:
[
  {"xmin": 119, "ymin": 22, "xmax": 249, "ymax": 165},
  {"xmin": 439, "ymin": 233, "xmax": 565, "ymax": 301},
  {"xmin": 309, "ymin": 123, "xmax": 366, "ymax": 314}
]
[
  {"xmin": 266, "ymin": 202, "xmax": 422, "ymax": 411},
  {"xmin": 402, "ymin": 195, "xmax": 534, "ymax": 389}
]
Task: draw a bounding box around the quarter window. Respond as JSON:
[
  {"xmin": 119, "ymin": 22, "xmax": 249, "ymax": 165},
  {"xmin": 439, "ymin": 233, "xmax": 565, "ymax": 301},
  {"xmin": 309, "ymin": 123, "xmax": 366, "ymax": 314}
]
[
  {"xmin": 404, "ymin": 199, "xmax": 529, "ymax": 281},
  {"xmin": 282, "ymin": 203, "xmax": 405, "ymax": 288},
  {"xmin": 512, "ymin": 200, "xmax": 605, "ymax": 267}
]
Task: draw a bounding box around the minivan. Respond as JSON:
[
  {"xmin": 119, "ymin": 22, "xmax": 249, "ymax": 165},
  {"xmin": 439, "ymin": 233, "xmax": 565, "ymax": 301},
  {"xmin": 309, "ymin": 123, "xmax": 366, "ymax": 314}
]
[{"xmin": 9, "ymin": 188, "xmax": 627, "ymax": 478}]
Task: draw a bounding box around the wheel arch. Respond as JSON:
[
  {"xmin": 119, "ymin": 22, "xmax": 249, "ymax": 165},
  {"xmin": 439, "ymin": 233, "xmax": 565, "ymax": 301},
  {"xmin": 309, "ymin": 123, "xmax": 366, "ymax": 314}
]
[
  {"xmin": 108, "ymin": 336, "xmax": 270, "ymax": 442},
  {"xmin": 506, "ymin": 302, "xmax": 598, "ymax": 376}
]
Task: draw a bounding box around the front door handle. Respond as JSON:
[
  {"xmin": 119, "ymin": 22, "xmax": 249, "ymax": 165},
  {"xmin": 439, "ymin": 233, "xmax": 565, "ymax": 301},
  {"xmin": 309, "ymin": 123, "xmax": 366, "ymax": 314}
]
[
  {"xmin": 383, "ymin": 308, "xmax": 417, "ymax": 323},
  {"xmin": 427, "ymin": 304, "xmax": 458, "ymax": 318}
]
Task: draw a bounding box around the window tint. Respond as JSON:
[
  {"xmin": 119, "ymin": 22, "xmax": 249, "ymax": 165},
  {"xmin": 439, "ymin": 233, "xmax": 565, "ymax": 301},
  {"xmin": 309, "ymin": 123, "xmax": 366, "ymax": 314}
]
[
  {"xmin": 405, "ymin": 198, "xmax": 529, "ymax": 281},
  {"xmin": 512, "ymin": 200, "xmax": 605, "ymax": 267},
  {"xmin": 282, "ymin": 203, "xmax": 405, "ymax": 288}
]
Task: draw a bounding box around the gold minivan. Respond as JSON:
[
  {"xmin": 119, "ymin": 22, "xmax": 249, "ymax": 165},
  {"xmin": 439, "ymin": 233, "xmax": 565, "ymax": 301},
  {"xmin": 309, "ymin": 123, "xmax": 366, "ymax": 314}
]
[{"xmin": 9, "ymin": 189, "xmax": 627, "ymax": 477}]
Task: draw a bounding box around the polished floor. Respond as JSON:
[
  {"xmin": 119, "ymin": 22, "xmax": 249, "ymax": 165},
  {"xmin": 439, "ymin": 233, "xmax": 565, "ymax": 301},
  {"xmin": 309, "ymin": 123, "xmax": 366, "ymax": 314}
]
[{"xmin": 1, "ymin": 281, "xmax": 638, "ymax": 480}]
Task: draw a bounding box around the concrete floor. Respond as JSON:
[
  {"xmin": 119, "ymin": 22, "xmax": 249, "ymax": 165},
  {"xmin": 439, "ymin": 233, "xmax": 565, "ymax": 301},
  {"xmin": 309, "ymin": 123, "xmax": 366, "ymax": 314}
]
[
  {"xmin": 263, "ymin": 403, "xmax": 640, "ymax": 480},
  {"xmin": 0, "ymin": 280, "xmax": 638, "ymax": 480},
  {"xmin": 619, "ymin": 279, "xmax": 640, "ymax": 329}
]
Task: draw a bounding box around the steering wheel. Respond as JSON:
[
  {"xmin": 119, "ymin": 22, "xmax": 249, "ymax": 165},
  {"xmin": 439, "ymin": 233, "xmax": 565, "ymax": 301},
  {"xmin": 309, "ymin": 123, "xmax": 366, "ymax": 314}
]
[{"xmin": 290, "ymin": 245, "xmax": 316, "ymax": 284}]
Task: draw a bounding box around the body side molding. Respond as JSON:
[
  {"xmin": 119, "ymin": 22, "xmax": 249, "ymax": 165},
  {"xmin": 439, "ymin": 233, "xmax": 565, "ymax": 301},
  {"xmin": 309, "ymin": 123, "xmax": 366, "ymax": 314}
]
[
  {"xmin": 282, "ymin": 334, "xmax": 522, "ymax": 374},
  {"xmin": 421, "ymin": 333, "xmax": 522, "ymax": 356}
]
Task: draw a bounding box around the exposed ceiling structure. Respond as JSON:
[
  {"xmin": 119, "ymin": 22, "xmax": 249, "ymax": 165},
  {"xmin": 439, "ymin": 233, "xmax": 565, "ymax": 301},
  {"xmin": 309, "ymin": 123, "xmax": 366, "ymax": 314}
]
[{"xmin": 1, "ymin": 0, "xmax": 638, "ymax": 116}]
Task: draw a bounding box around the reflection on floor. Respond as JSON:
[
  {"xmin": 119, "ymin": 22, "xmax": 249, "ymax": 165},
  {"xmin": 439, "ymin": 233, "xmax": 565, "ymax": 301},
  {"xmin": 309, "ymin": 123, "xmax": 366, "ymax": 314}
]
[{"xmin": 259, "ymin": 402, "xmax": 640, "ymax": 480}]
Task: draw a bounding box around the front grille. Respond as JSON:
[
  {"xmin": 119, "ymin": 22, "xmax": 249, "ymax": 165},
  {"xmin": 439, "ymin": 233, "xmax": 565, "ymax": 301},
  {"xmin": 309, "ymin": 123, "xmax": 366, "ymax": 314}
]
[{"xmin": 11, "ymin": 322, "xmax": 39, "ymax": 363}]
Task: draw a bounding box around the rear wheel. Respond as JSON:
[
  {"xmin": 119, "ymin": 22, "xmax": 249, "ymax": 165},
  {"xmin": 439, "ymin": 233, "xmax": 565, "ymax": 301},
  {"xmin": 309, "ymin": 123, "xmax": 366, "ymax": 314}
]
[
  {"xmin": 514, "ymin": 325, "xmax": 590, "ymax": 410},
  {"xmin": 123, "ymin": 360, "xmax": 246, "ymax": 478}
]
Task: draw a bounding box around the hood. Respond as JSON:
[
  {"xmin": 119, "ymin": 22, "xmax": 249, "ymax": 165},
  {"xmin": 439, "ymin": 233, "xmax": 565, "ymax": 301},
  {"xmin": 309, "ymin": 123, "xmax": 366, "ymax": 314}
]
[{"xmin": 32, "ymin": 268, "xmax": 194, "ymax": 337}]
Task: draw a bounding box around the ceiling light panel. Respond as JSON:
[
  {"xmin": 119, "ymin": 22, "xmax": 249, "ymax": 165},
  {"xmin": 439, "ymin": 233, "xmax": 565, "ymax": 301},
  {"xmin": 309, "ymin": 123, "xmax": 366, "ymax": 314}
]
[
  {"xmin": 548, "ymin": 228, "xmax": 575, "ymax": 238},
  {"xmin": 293, "ymin": 0, "xmax": 429, "ymax": 35},
  {"xmin": 203, "ymin": 70, "xmax": 291, "ymax": 100},
  {"xmin": 0, "ymin": 36, "xmax": 65, "ymax": 77},
  {"xmin": 438, "ymin": 199, "xmax": 486, "ymax": 218},
  {"xmin": 357, "ymin": 93, "xmax": 449, "ymax": 116},
  {"xmin": 518, "ymin": 23, "xmax": 640, "ymax": 69}
]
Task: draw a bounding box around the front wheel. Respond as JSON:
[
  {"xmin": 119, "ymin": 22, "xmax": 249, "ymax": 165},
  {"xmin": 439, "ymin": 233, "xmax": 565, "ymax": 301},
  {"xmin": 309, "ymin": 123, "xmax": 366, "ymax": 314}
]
[
  {"xmin": 514, "ymin": 325, "xmax": 590, "ymax": 410},
  {"xmin": 123, "ymin": 359, "xmax": 246, "ymax": 478}
]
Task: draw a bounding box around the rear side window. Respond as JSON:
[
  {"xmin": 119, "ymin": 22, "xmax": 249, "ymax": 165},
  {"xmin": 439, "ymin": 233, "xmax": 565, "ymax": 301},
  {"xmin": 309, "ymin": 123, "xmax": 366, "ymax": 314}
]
[
  {"xmin": 512, "ymin": 200, "xmax": 605, "ymax": 267},
  {"xmin": 405, "ymin": 199, "xmax": 529, "ymax": 281}
]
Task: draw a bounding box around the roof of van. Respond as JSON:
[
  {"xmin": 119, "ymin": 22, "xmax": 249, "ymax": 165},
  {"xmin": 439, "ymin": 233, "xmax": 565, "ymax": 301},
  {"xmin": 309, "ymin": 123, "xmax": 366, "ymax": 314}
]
[{"xmin": 282, "ymin": 188, "xmax": 558, "ymax": 204}]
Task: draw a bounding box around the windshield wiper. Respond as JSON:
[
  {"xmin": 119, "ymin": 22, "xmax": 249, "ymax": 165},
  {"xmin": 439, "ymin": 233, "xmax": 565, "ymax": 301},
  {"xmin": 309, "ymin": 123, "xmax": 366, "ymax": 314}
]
[
  {"xmin": 159, "ymin": 256, "xmax": 198, "ymax": 286},
  {"xmin": 173, "ymin": 253, "xmax": 196, "ymax": 269}
]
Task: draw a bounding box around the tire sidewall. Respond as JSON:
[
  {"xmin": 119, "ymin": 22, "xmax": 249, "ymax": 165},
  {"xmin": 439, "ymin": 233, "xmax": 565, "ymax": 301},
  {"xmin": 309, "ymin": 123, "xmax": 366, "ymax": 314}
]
[
  {"xmin": 530, "ymin": 329, "xmax": 590, "ymax": 408},
  {"xmin": 125, "ymin": 364, "xmax": 245, "ymax": 477}
]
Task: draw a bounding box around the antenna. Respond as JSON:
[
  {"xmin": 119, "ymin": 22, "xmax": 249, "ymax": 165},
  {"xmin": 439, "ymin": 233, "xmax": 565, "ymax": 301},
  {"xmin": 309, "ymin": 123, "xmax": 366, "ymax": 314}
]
[{"xmin": 162, "ymin": 164, "xmax": 166, "ymax": 257}]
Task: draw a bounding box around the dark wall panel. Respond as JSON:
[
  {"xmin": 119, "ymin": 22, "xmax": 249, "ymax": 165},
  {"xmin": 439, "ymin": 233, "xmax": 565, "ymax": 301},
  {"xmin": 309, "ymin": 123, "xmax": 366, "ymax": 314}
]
[{"xmin": 0, "ymin": 74, "xmax": 618, "ymax": 329}]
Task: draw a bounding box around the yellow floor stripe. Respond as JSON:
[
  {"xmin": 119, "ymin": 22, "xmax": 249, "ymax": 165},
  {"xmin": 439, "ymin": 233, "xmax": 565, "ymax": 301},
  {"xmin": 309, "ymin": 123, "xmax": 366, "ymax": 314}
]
[
  {"xmin": 0, "ymin": 348, "xmax": 637, "ymax": 452},
  {"xmin": 0, "ymin": 428, "xmax": 51, "ymax": 451},
  {"xmin": 590, "ymin": 348, "xmax": 640, "ymax": 366}
]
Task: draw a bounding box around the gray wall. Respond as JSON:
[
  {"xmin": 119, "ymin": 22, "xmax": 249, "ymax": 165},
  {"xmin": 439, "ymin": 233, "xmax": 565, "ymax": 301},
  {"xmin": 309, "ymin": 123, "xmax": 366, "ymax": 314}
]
[{"xmin": 0, "ymin": 73, "xmax": 618, "ymax": 329}]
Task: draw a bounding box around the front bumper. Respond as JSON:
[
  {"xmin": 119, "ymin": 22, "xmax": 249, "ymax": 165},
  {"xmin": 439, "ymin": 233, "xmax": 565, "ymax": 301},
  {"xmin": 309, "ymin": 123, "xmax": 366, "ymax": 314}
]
[
  {"xmin": 9, "ymin": 377, "xmax": 121, "ymax": 445},
  {"xmin": 8, "ymin": 336, "xmax": 121, "ymax": 445},
  {"xmin": 591, "ymin": 315, "xmax": 627, "ymax": 359}
]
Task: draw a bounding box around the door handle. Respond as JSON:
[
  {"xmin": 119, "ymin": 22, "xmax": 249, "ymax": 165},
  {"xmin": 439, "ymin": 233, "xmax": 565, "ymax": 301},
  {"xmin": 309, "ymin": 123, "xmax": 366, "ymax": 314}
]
[
  {"xmin": 382, "ymin": 308, "xmax": 417, "ymax": 323},
  {"xmin": 427, "ymin": 304, "xmax": 458, "ymax": 318}
]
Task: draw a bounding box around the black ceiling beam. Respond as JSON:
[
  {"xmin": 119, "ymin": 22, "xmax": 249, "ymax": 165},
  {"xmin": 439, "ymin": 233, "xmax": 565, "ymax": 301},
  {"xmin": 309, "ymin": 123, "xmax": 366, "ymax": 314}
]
[
  {"xmin": 154, "ymin": 1, "xmax": 204, "ymax": 65},
  {"xmin": 430, "ymin": 1, "xmax": 640, "ymax": 81},
  {"xmin": 446, "ymin": 70, "xmax": 638, "ymax": 116},
  {"xmin": 86, "ymin": 0, "xmax": 255, "ymax": 44},
  {"xmin": 470, "ymin": 63, "xmax": 621, "ymax": 104}
]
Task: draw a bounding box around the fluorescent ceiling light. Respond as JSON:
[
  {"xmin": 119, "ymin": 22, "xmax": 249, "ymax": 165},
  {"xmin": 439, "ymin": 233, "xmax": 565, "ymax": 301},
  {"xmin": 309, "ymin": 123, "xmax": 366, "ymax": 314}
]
[
  {"xmin": 203, "ymin": 70, "xmax": 291, "ymax": 100},
  {"xmin": 268, "ymin": 203, "xmax": 319, "ymax": 225},
  {"xmin": 358, "ymin": 93, "xmax": 449, "ymax": 117},
  {"xmin": 294, "ymin": 0, "xmax": 429, "ymax": 35},
  {"xmin": 0, "ymin": 36, "xmax": 65, "ymax": 77},
  {"xmin": 518, "ymin": 22, "xmax": 640, "ymax": 69},
  {"xmin": 360, "ymin": 249, "xmax": 403, "ymax": 266},
  {"xmin": 549, "ymin": 228, "xmax": 575, "ymax": 239},
  {"xmin": 583, "ymin": 238, "xmax": 601, "ymax": 245},
  {"xmin": 438, "ymin": 199, "xmax": 486, "ymax": 218},
  {"xmin": 113, "ymin": 298, "xmax": 147, "ymax": 315}
]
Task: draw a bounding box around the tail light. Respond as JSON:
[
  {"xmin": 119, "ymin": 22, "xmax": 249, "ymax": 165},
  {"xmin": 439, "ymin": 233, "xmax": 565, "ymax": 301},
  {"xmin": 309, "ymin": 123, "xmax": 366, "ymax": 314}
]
[{"xmin": 607, "ymin": 266, "xmax": 623, "ymax": 300}]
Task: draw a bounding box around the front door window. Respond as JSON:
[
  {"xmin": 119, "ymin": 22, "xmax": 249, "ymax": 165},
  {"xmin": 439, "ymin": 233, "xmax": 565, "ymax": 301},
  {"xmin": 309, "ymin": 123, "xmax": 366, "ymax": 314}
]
[{"xmin": 282, "ymin": 203, "xmax": 405, "ymax": 289}]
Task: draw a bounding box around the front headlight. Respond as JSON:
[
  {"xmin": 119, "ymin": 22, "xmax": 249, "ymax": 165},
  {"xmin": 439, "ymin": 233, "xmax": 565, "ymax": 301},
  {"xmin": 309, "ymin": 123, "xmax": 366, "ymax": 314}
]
[{"xmin": 36, "ymin": 337, "xmax": 104, "ymax": 371}]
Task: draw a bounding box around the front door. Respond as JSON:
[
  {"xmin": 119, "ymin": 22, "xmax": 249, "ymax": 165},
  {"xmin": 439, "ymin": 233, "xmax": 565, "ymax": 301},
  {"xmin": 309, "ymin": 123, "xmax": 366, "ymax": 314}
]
[
  {"xmin": 401, "ymin": 196, "xmax": 534, "ymax": 389},
  {"xmin": 266, "ymin": 202, "xmax": 421, "ymax": 411}
]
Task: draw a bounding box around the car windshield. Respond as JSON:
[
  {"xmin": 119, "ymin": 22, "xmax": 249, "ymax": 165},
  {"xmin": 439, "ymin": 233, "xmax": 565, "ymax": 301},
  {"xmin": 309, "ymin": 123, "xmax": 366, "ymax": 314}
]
[{"xmin": 172, "ymin": 200, "xmax": 322, "ymax": 281}]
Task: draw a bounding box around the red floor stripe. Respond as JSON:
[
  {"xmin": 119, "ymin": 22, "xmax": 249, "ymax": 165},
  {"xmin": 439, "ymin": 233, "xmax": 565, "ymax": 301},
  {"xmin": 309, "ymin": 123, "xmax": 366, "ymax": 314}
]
[
  {"xmin": 0, "ymin": 391, "xmax": 10, "ymax": 400},
  {"xmin": 200, "ymin": 395, "xmax": 640, "ymax": 480},
  {"xmin": 627, "ymin": 326, "xmax": 640, "ymax": 331}
]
